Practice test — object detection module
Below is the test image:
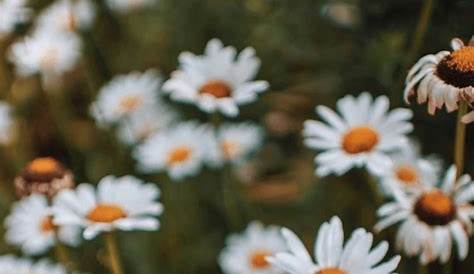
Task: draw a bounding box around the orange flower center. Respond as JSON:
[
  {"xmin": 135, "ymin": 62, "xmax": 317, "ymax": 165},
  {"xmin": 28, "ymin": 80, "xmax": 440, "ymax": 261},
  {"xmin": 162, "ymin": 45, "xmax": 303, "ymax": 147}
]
[
  {"xmin": 221, "ymin": 140, "xmax": 240, "ymax": 159},
  {"xmin": 87, "ymin": 204, "xmax": 127, "ymax": 223},
  {"xmin": 120, "ymin": 95, "xmax": 142, "ymax": 113},
  {"xmin": 28, "ymin": 157, "xmax": 60, "ymax": 174},
  {"xmin": 40, "ymin": 216, "xmax": 56, "ymax": 233},
  {"xmin": 395, "ymin": 165, "xmax": 419, "ymax": 185},
  {"xmin": 249, "ymin": 250, "xmax": 271, "ymax": 269},
  {"xmin": 341, "ymin": 126, "xmax": 379, "ymax": 154},
  {"xmin": 414, "ymin": 190, "xmax": 456, "ymax": 226},
  {"xmin": 448, "ymin": 46, "xmax": 474, "ymax": 72},
  {"xmin": 437, "ymin": 46, "xmax": 474, "ymax": 88},
  {"xmin": 199, "ymin": 80, "xmax": 232, "ymax": 98},
  {"xmin": 167, "ymin": 146, "xmax": 192, "ymax": 166},
  {"xmin": 316, "ymin": 268, "xmax": 347, "ymax": 274}
]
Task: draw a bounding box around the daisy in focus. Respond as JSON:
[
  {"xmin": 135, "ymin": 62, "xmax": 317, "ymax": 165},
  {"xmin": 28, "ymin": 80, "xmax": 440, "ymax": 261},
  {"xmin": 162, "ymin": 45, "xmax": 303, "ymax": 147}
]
[
  {"xmin": 53, "ymin": 175, "xmax": 163, "ymax": 239},
  {"xmin": 134, "ymin": 121, "xmax": 212, "ymax": 180},
  {"xmin": 90, "ymin": 70, "xmax": 163, "ymax": 125},
  {"xmin": 0, "ymin": 0, "xmax": 31, "ymax": 37},
  {"xmin": 303, "ymin": 92, "xmax": 413, "ymax": 177},
  {"xmin": 375, "ymin": 165, "xmax": 474, "ymax": 264},
  {"xmin": 0, "ymin": 256, "xmax": 66, "ymax": 274},
  {"xmin": 267, "ymin": 216, "xmax": 400, "ymax": 274},
  {"xmin": 163, "ymin": 38, "xmax": 269, "ymax": 117},
  {"xmin": 35, "ymin": 0, "xmax": 96, "ymax": 33},
  {"xmin": 404, "ymin": 37, "xmax": 474, "ymax": 121},
  {"xmin": 106, "ymin": 0, "xmax": 157, "ymax": 13},
  {"xmin": 0, "ymin": 101, "xmax": 14, "ymax": 144},
  {"xmin": 219, "ymin": 221, "xmax": 287, "ymax": 274},
  {"xmin": 4, "ymin": 194, "xmax": 81, "ymax": 255}
]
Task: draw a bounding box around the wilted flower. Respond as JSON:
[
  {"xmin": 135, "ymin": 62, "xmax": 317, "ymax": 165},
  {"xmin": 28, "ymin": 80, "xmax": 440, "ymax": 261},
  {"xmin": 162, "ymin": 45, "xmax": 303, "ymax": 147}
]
[
  {"xmin": 0, "ymin": 0, "xmax": 31, "ymax": 37},
  {"xmin": 35, "ymin": 0, "xmax": 96, "ymax": 33},
  {"xmin": 219, "ymin": 221, "xmax": 287, "ymax": 274},
  {"xmin": 267, "ymin": 216, "xmax": 400, "ymax": 274},
  {"xmin": 0, "ymin": 256, "xmax": 67, "ymax": 274},
  {"xmin": 163, "ymin": 38, "xmax": 269, "ymax": 117},
  {"xmin": 303, "ymin": 92, "xmax": 413, "ymax": 177},
  {"xmin": 5, "ymin": 194, "xmax": 81, "ymax": 255},
  {"xmin": 106, "ymin": 0, "xmax": 157, "ymax": 13},
  {"xmin": 53, "ymin": 175, "xmax": 163, "ymax": 239},
  {"xmin": 375, "ymin": 165, "xmax": 474, "ymax": 264}
]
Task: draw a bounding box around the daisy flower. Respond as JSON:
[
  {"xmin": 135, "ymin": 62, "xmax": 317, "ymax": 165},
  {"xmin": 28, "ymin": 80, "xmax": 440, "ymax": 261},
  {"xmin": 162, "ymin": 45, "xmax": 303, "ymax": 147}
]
[
  {"xmin": 303, "ymin": 92, "xmax": 413, "ymax": 177},
  {"xmin": 4, "ymin": 194, "xmax": 81, "ymax": 255},
  {"xmin": 0, "ymin": 101, "xmax": 14, "ymax": 144},
  {"xmin": 267, "ymin": 216, "xmax": 400, "ymax": 274},
  {"xmin": 106, "ymin": 0, "xmax": 157, "ymax": 13},
  {"xmin": 8, "ymin": 30, "xmax": 81, "ymax": 78},
  {"xmin": 163, "ymin": 38, "xmax": 269, "ymax": 117},
  {"xmin": 219, "ymin": 221, "xmax": 287, "ymax": 274},
  {"xmin": 53, "ymin": 175, "xmax": 163, "ymax": 240},
  {"xmin": 375, "ymin": 165, "xmax": 474, "ymax": 264},
  {"xmin": 0, "ymin": 0, "xmax": 31, "ymax": 37},
  {"xmin": 35, "ymin": 0, "xmax": 95, "ymax": 33},
  {"xmin": 404, "ymin": 37, "xmax": 474, "ymax": 120},
  {"xmin": 0, "ymin": 256, "xmax": 66, "ymax": 274},
  {"xmin": 14, "ymin": 157, "xmax": 75, "ymax": 198},
  {"xmin": 90, "ymin": 70, "xmax": 162, "ymax": 125},
  {"xmin": 134, "ymin": 121, "xmax": 211, "ymax": 180}
]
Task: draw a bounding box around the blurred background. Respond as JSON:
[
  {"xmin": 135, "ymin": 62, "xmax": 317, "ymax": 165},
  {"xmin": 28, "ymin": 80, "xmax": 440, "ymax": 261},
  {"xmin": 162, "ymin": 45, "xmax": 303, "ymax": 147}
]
[{"xmin": 0, "ymin": 0, "xmax": 473, "ymax": 273}]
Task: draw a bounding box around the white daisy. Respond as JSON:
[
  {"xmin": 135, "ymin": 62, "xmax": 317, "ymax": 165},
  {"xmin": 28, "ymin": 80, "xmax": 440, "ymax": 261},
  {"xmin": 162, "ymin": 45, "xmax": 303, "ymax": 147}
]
[
  {"xmin": 133, "ymin": 121, "xmax": 211, "ymax": 180},
  {"xmin": 106, "ymin": 0, "xmax": 157, "ymax": 13},
  {"xmin": 4, "ymin": 194, "xmax": 80, "ymax": 255},
  {"xmin": 8, "ymin": 30, "xmax": 81, "ymax": 78},
  {"xmin": 52, "ymin": 175, "xmax": 163, "ymax": 240},
  {"xmin": 375, "ymin": 165, "xmax": 474, "ymax": 264},
  {"xmin": 0, "ymin": 256, "xmax": 66, "ymax": 274},
  {"xmin": 404, "ymin": 37, "xmax": 474, "ymax": 120},
  {"xmin": 267, "ymin": 216, "xmax": 400, "ymax": 274},
  {"xmin": 163, "ymin": 38, "xmax": 269, "ymax": 117},
  {"xmin": 0, "ymin": 0, "xmax": 31, "ymax": 37},
  {"xmin": 303, "ymin": 92, "xmax": 413, "ymax": 177},
  {"xmin": 219, "ymin": 221, "xmax": 287, "ymax": 274},
  {"xmin": 90, "ymin": 70, "xmax": 162, "ymax": 125},
  {"xmin": 0, "ymin": 101, "xmax": 14, "ymax": 144},
  {"xmin": 35, "ymin": 0, "xmax": 95, "ymax": 33}
]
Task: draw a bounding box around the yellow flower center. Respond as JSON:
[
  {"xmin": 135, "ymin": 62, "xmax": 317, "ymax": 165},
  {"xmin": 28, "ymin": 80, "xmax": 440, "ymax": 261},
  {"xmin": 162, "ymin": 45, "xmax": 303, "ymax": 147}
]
[
  {"xmin": 249, "ymin": 250, "xmax": 271, "ymax": 269},
  {"xmin": 437, "ymin": 46, "xmax": 474, "ymax": 88},
  {"xmin": 221, "ymin": 140, "xmax": 240, "ymax": 159},
  {"xmin": 395, "ymin": 165, "xmax": 419, "ymax": 185},
  {"xmin": 119, "ymin": 95, "xmax": 142, "ymax": 113},
  {"xmin": 316, "ymin": 268, "xmax": 347, "ymax": 274},
  {"xmin": 341, "ymin": 126, "xmax": 379, "ymax": 154},
  {"xmin": 199, "ymin": 80, "xmax": 232, "ymax": 98},
  {"xmin": 40, "ymin": 216, "xmax": 56, "ymax": 233},
  {"xmin": 87, "ymin": 204, "xmax": 127, "ymax": 223},
  {"xmin": 167, "ymin": 146, "xmax": 192, "ymax": 166},
  {"xmin": 414, "ymin": 190, "xmax": 456, "ymax": 226},
  {"xmin": 28, "ymin": 157, "xmax": 60, "ymax": 174}
]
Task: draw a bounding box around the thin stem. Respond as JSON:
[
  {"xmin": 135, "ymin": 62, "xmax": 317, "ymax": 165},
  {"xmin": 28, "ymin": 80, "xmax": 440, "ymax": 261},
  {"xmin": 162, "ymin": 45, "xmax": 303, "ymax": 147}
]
[
  {"xmin": 418, "ymin": 264, "xmax": 428, "ymax": 274},
  {"xmin": 454, "ymin": 101, "xmax": 468, "ymax": 179},
  {"xmin": 104, "ymin": 232, "xmax": 124, "ymax": 274},
  {"xmin": 54, "ymin": 238, "xmax": 74, "ymax": 270}
]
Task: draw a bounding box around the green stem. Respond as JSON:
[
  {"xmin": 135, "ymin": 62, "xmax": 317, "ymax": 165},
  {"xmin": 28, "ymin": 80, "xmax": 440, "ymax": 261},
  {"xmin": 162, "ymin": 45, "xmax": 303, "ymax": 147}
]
[
  {"xmin": 103, "ymin": 232, "xmax": 124, "ymax": 274},
  {"xmin": 54, "ymin": 238, "xmax": 74, "ymax": 270},
  {"xmin": 454, "ymin": 101, "xmax": 468, "ymax": 179}
]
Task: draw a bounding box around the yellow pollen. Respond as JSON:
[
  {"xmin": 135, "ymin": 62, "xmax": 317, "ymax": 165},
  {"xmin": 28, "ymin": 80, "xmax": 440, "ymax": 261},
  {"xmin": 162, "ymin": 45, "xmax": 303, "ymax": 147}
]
[
  {"xmin": 167, "ymin": 147, "xmax": 192, "ymax": 165},
  {"xmin": 87, "ymin": 204, "xmax": 127, "ymax": 223},
  {"xmin": 221, "ymin": 140, "xmax": 240, "ymax": 159},
  {"xmin": 447, "ymin": 46, "xmax": 474, "ymax": 72},
  {"xmin": 28, "ymin": 157, "xmax": 60, "ymax": 174},
  {"xmin": 316, "ymin": 268, "xmax": 347, "ymax": 274},
  {"xmin": 249, "ymin": 250, "xmax": 271, "ymax": 269},
  {"xmin": 40, "ymin": 216, "xmax": 56, "ymax": 233},
  {"xmin": 395, "ymin": 165, "xmax": 419, "ymax": 185},
  {"xmin": 417, "ymin": 191, "xmax": 453, "ymax": 216},
  {"xmin": 199, "ymin": 80, "xmax": 232, "ymax": 98},
  {"xmin": 120, "ymin": 95, "xmax": 142, "ymax": 113},
  {"xmin": 341, "ymin": 126, "xmax": 379, "ymax": 154}
]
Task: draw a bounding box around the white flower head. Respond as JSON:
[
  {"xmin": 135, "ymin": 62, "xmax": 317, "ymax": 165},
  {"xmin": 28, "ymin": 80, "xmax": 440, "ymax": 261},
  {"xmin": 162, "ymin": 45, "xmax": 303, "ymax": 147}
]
[
  {"xmin": 91, "ymin": 70, "xmax": 162, "ymax": 125},
  {"xmin": 36, "ymin": 0, "xmax": 96, "ymax": 33},
  {"xmin": 219, "ymin": 221, "xmax": 287, "ymax": 274},
  {"xmin": 375, "ymin": 165, "xmax": 474, "ymax": 264},
  {"xmin": 0, "ymin": 256, "xmax": 67, "ymax": 274},
  {"xmin": 134, "ymin": 121, "xmax": 212, "ymax": 180},
  {"xmin": 106, "ymin": 0, "xmax": 157, "ymax": 13},
  {"xmin": 4, "ymin": 194, "xmax": 81, "ymax": 255},
  {"xmin": 9, "ymin": 30, "xmax": 81, "ymax": 77},
  {"xmin": 0, "ymin": 0, "xmax": 31, "ymax": 37},
  {"xmin": 163, "ymin": 38, "xmax": 269, "ymax": 117},
  {"xmin": 303, "ymin": 92, "xmax": 413, "ymax": 177},
  {"xmin": 267, "ymin": 216, "xmax": 400, "ymax": 274},
  {"xmin": 0, "ymin": 101, "xmax": 14, "ymax": 144},
  {"xmin": 53, "ymin": 175, "xmax": 163, "ymax": 240}
]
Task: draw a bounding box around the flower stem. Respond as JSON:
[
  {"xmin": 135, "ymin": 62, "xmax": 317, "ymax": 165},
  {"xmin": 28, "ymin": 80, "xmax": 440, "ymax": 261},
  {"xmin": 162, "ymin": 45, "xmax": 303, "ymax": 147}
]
[
  {"xmin": 104, "ymin": 232, "xmax": 124, "ymax": 274},
  {"xmin": 54, "ymin": 240, "xmax": 72, "ymax": 269},
  {"xmin": 454, "ymin": 101, "xmax": 468, "ymax": 179}
]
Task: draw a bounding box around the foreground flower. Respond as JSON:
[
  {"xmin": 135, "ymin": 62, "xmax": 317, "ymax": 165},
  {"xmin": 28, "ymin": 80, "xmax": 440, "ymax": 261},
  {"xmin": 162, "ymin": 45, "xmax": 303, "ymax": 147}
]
[
  {"xmin": 36, "ymin": 0, "xmax": 95, "ymax": 33},
  {"xmin": 0, "ymin": 0, "xmax": 31, "ymax": 37},
  {"xmin": 375, "ymin": 165, "xmax": 474, "ymax": 264},
  {"xmin": 5, "ymin": 194, "xmax": 80, "ymax": 255},
  {"xmin": 163, "ymin": 38, "xmax": 269, "ymax": 117},
  {"xmin": 106, "ymin": 0, "xmax": 157, "ymax": 13},
  {"xmin": 0, "ymin": 101, "xmax": 14, "ymax": 144},
  {"xmin": 53, "ymin": 175, "xmax": 163, "ymax": 239},
  {"xmin": 219, "ymin": 221, "xmax": 286, "ymax": 274},
  {"xmin": 0, "ymin": 256, "xmax": 66, "ymax": 274},
  {"xmin": 90, "ymin": 70, "xmax": 162, "ymax": 125},
  {"xmin": 267, "ymin": 216, "xmax": 400, "ymax": 274},
  {"xmin": 134, "ymin": 121, "xmax": 212, "ymax": 180},
  {"xmin": 14, "ymin": 157, "xmax": 75, "ymax": 198},
  {"xmin": 303, "ymin": 92, "xmax": 413, "ymax": 177},
  {"xmin": 404, "ymin": 37, "xmax": 474, "ymax": 120}
]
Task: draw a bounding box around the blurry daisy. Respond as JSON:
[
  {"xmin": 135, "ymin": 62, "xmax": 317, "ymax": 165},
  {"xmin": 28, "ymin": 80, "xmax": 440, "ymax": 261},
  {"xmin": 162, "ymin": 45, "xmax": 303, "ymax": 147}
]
[
  {"xmin": 303, "ymin": 92, "xmax": 413, "ymax": 177},
  {"xmin": 8, "ymin": 31, "xmax": 81, "ymax": 78},
  {"xmin": 0, "ymin": 0, "xmax": 31, "ymax": 37},
  {"xmin": 36, "ymin": 0, "xmax": 95, "ymax": 33},
  {"xmin": 219, "ymin": 221, "xmax": 287, "ymax": 274},
  {"xmin": 5, "ymin": 194, "xmax": 80, "ymax": 255},
  {"xmin": 53, "ymin": 175, "xmax": 163, "ymax": 239},
  {"xmin": 267, "ymin": 216, "xmax": 400, "ymax": 274},
  {"xmin": 163, "ymin": 38, "xmax": 269, "ymax": 117},
  {"xmin": 90, "ymin": 70, "xmax": 162, "ymax": 125},
  {"xmin": 0, "ymin": 256, "xmax": 66, "ymax": 274},
  {"xmin": 0, "ymin": 101, "xmax": 14, "ymax": 144},
  {"xmin": 106, "ymin": 0, "xmax": 157, "ymax": 13},
  {"xmin": 14, "ymin": 157, "xmax": 75, "ymax": 198},
  {"xmin": 134, "ymin": 121, "xmax": 211, "ymax": 180},
  {"xmin": 404, "ymin": 37, "xmax": 474, "ymax": 120},
  {"xmin": 320, "ymin": 0, "xmax": 361, "ymax": 28},
  {"xmin": 375, "ymin": 165, "xmax": 474, "ymax": 264}
]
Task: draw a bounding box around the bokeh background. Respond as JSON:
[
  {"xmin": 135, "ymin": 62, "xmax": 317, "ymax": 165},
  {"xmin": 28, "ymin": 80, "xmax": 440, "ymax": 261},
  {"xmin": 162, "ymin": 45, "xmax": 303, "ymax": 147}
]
[{"xmin": 0, "ymin": 0, "xmax": 474, "ymax": 273}]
